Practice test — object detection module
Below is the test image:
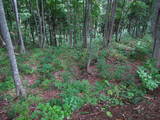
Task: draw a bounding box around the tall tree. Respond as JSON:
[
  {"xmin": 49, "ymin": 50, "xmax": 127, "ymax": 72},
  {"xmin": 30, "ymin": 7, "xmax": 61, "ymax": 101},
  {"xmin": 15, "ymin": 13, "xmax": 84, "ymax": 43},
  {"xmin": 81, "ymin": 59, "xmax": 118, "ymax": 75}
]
[
  {"xmin": 104, "ymin": 0, "xmax": 117, "ymax": 48},
  {"xmin": 0, "ymin": 0, "xmax": 26, "ymax": 97},
  {"xmin": 152, "ymin": 0, "xmax": 160, "ymax": 67},
  {"xmin": 12, "ymin": 0, "xmax": 26, "ymax": 53},
  {"xmin": 83, "ymin": 0, "xmax": 92, "ymax": 48}
]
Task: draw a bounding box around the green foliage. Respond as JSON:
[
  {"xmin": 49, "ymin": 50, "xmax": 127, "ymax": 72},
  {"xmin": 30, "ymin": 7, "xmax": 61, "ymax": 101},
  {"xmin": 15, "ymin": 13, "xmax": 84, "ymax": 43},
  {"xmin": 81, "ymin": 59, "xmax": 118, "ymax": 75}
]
[
  {"xmin": 31, "ymin": 79, "xmax": 99, "ymax": 120},
  {"xmin": 0, "ymin": 51, "xmax": 13, "ymax": 93},
  {"xmin": 129, "ymin": 40, "xmax": 150, "ymax": 60},
  {"xmin": 18, "ymin": 64, "xmax": 35, "ymax": 75},
  {"xmin": 0, "ymin": 0, "xmax": 156, "ymax": 119},
  {"xmin": 8, "ymin": 95, "xmax": 43, "ymax": 120},
  {"xmin": 53, "ymin": 79, "xmax": 99, "ymax": 113},
  {"xmin": 38, "ymin": 53, "xmax": 65, "ymax": 75},
  {"xmin": 0, "ymin": 75, "xmax": 14, "ymax": 93},
  {"xmin": 97, "ymin": 56, "xmax": 130, "ymax": 81},
  {"xmin": 72, "ymin": 49, "xmax": 88, "ymax": 69},
  {"xmin": 137, "ymin": 67, "xmax": 159, "ymax": 90},
  {"xmin": 113, "ymin": 65, "xmax": 131, "ymax": 80},
  {"xmin": 59, "ymin": 80, "xmax": 93, "ymax": 98},
  {"xmin": 96, "ymin": 58, "xmax": 109, "ymax": 79},
  {"xmin": 96, "ymin": 50, "xmax": 110, "ymax": 79},
  {"xmin": 129, "ymin": 1, "xmax": 149, "ymax": 18},
  {"xmin": 39, "ymin": 63, "xmax": 54, "ymax": 74},
  {"xmin": 40, "ymin": 78, "xmax": 55, "ymax": 89},
  {"xmin": 120, "ymin": 81, "xmax": 145, "ymax": 103},
  {"xmin": 61, "ymin": 71, "xmax": 73, "ymax": 82},
  {"xmin": 31, "ymin": 103, "xmax": 65, "ymax": 120},
  {"xmin": 63, "ymin": 96, "xmax": 84, "ymax": 112},
  {"xmin": 106, "ymin": 111, "xmax": 113, "ymax": 118},
  {"xmin": 106, "ymin": 81, "xmax": 145, "ymax": 104},
  {"xmin": 137, "ymin": 60, "xmax": 160, "ymax": 90},
  {"xmin": 127, "ymin": 1, "xmax": 150, "ymax": 37}
]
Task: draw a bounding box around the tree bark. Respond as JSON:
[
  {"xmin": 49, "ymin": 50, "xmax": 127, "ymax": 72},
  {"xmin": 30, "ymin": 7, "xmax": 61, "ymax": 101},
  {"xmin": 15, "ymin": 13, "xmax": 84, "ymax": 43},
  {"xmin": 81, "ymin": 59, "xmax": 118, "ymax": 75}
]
[
  {"xmin": 83, "ymin": 0, "xmax": 91, "ymax": 48},
  {"xmin": 12, "ymin": 0, "xmax": 26, "ymax": 53},
  {"xmin": 104, "ymin": 0, "xmax": 117, "ymax": 48},
  {"xmin": 36, "ymin": 0, "xmax": 44, "ymax": 48},
  {"xmin": 0, "ymin": 0, "xmax": 26, "ymax": 97},
  {"xmin": 152, "ymin": 0, "xmax": 160, "ymax": 67}
]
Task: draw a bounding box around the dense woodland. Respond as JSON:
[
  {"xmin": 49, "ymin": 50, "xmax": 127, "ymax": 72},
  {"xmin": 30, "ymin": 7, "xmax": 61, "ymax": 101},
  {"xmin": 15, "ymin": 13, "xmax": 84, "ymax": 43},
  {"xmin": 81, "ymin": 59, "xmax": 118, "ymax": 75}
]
[{"xmin": 1, "ymin": 0, "xmax": 160, "ymax": 119}]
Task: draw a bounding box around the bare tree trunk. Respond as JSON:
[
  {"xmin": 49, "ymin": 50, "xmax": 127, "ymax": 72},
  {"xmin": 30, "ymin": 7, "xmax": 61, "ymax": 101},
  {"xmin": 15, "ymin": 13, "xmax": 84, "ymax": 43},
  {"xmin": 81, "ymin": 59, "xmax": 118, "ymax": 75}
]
[
  {"xmin": 36, "ymin": 0, "xmax": 43, "ymax": 48},
  {"xmin": 41, "ymin": 0, "xmax": 46, "ymax": 48},
  {"xmin": 82, "ymin": 0, "xmax": 92, "ymax": 73},
  {"xmin": 104, "ymin": 0, "xmax": 117, "ymax": 48},
  {"xmin": 152, "ymin": 0, "xmax": 160, "ymax": 67},
  {"xmin": 0, "ymin": 0, "xmax": 26, "ymax": 97},
  {"xmin": 69, "ymin": 30, "xmax": 73, "ymax": 47},
  {"xmin": 83, "ymin": 0, "xmax": 91, "ymax": 48},
  {"xmin": 12, "ymin": 0, "xmax": 26, "ymax": 54}
]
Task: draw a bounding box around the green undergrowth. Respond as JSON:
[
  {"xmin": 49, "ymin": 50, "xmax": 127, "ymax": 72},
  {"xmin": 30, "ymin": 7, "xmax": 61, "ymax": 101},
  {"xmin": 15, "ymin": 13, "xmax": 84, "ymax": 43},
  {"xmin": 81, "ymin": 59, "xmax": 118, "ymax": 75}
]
[
  {"xmin": 137, "ymin": 59, "xmax": 160, "ymax": 90},
  {"xmin": 0, "ymin": 49, "xmax": 13, "ymax": 93},
  {"xmin": 0, "ymin": 34, "xmax": 157, "ymax": 120},
  {"xmin": 7, "ymin": 76, "xmax": 147, "ymax": 120}
]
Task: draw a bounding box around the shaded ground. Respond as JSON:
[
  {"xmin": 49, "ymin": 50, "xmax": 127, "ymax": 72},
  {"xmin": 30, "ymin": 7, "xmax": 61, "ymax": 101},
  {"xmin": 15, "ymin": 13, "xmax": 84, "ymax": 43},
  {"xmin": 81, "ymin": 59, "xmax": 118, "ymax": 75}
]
[
  {"xmin": 71, "ymin": 88, "xmax": 160, "ymax": 120},
  {"xmin": 0, "ymin": 100, "xmax": 9, "ymax": 120},
  {"xmin": 0, "ymin": 51, "xmax": 159, "ymax": 120},
  {"xmin": 70, "ymin": 57, "xmax": 160, "ymax": 120}
]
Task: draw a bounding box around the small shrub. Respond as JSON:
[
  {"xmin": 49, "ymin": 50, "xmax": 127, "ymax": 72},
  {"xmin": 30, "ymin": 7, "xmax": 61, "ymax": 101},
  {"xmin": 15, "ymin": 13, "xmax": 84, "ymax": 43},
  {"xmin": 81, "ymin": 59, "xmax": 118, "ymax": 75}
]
[
  {"xmin": 61, "ymin": 72, "xmax": 73, "ymax": 82},
  {"xmin": 8, "ymin": 95, "xmax": 43, "ymax": 120},
  {"xmin": 137, "ymin": 66, "xmax": 159, "ymax": 90},
  {"xmin": 129, "ymin": 41, "xmax": 150, "ymax": 60},
  {"xmin": 40, "ymin": 78, "xmax": 55, "ymax": 89},
  {"xmin": 39, "ymin": 63, "xmax": 54, "ymax": 73},
  {"xmin": 137, "ymin": 59, "xmax": 160, "ymax": 90},
  {"xmin": 0, "ymin": 77, "xmax": 14, "ymax": 93},
  {"xmin": 18, "ymin": 64, "xmax": 35, "ymax": 75},
  {"xmin": 31, "ymin": 103, "xmax": 65, "ymax": 120},
  {"xmin": 96, "ymin": 56, "xmax": 111, "ymax": 79}
]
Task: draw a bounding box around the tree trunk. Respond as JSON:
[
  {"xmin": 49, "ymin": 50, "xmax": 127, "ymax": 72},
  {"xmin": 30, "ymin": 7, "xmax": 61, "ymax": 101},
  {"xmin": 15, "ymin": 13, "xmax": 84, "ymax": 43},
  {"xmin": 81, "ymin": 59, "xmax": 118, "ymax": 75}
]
[
  {"xmin": 104, "ymin": 0, "xmax": 117, "ymax": 48},
  {"xmin": 152, "ymin": 0, "xmax": 160, "ymax": 67},
  {"xmin": 0, "ymin": 0, "xmax": 26, "ymax": 97},
  {"xmin": 83, "ymin": 0, "xmax": 91, "ymax": 48},
  {"xmin": 36, "ymin": 0, "xmax": 43, "ymax": 48},
  {"xmin": 12, "ymin": 0, "xmax": 26, "ymax": 54},
  {"xmin": 40, "ymin": 0, "xmax": 46, "ymax": 48}
]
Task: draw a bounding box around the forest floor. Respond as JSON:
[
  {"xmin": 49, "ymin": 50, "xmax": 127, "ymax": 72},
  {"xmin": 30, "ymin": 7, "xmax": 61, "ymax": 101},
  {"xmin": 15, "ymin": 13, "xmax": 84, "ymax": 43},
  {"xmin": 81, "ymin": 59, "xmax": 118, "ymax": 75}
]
[
  {"xmin": 71, "ymin": 91, "xmax": 160, "ymax": 120},
  {"xmin": 2, "ymin": 56, "xmax": 160, "ymax": 120},
  {"xmin": 71, "ymin": 60, "xmax": 160, "ymax": 120},
  {"xmin": 1, "ymin": 36, "xmax": 160, "ymax": 120}
]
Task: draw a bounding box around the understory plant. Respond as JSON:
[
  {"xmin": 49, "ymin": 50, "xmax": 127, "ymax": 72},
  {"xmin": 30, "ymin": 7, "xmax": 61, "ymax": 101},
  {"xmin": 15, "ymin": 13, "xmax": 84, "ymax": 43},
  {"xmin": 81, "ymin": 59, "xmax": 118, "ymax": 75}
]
[
  {"xmin": 31, "ymin": 103, "xmax": 65, "ymax": 120},
  {"xmin": 137, "ymin": 60, "xmax": 160, "ymax": 90}
]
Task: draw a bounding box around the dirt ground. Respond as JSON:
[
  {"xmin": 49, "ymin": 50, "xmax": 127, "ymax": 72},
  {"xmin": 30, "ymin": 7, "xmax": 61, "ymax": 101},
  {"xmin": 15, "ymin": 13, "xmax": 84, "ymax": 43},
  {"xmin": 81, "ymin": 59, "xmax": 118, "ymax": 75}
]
[
  {"xmin": 71, "ymin": 88, "xmax": 160, "ymax": 120},
  {"xmin": 1, "ymin": 57, "xmax": 160, "ymax": 120}
]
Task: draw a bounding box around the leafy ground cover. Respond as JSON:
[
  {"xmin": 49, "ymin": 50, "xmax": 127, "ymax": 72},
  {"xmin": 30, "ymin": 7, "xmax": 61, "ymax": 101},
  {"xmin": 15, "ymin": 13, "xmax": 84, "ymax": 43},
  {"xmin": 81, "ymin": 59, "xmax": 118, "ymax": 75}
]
[{"xmin": 0, "ymin": 35, "xmax": 160, "ymax": 120}]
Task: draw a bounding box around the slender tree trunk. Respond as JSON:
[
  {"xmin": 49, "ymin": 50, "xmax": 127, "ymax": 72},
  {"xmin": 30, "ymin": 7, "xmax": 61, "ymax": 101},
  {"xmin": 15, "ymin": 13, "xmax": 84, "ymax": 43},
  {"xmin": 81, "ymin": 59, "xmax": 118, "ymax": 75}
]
[
  {"xmin": 104, "ymin": 0, "xmax": 117, "ymax": 48},
  {"xmin": 52, "ymin": 25, "xmax": 57, "ymax": 46},
  {"xmin": 152, "ymin": 0, "xmax": 160, "ymax": 67},
  {"xmin": 115, "ymin": 0, "xmax": 126, "ymax": 42},
  {"xmin": 0, "ymin": 0, "xmax": 26, "ymax": 97},
  {"xmin": 12, "ymin": 0, "xmax": 26, "ymax": 53},
  {"xmin": 41, "ymin": 0, "xmax": 46, "ymax": 48},
  {"xmin": 36, "ymin": 0, "xmax": 43, "ymax": 48},
  {"xmin": 83, "ymin": 0, "xmax": 91, "ymax": 48},
  {"xmin": 69, "ymin": 31, "xmax": 73, "ymax": 47},
  {"xmin": 83, "ymin": 0, "xmax": 92, "ymax": 73}
]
